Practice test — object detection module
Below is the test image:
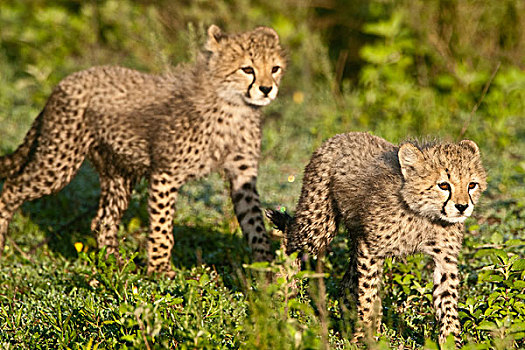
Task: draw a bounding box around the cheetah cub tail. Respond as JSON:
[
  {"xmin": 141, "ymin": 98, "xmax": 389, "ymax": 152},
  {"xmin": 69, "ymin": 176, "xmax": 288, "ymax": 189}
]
[
  {"xmin": 265, "ymin": 209, "xmax": 293, "ymax": 234},
  {"xmin": 0, "ymin": 111, "xmax": 42, "ymax": 179}
]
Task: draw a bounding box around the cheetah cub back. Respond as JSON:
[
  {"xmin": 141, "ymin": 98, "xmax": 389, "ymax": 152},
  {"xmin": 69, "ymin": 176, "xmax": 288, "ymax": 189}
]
[
  {"xmin": 0, "ymin": 25, "xmax": 286, "ymax": 276},
  {"xmin": 267, "ymin": 132, "xmax": 486, "ymax": 345}
]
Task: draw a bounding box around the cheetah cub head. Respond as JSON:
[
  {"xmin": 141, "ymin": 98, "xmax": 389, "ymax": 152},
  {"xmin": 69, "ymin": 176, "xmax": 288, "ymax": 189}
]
[
  {"xmin": 205, "ymin": 25, "xmax": 286, "ymax": 107},
  {"xmin": 398, "ymin": 140, "xmax": 487, "ymax": 224}
]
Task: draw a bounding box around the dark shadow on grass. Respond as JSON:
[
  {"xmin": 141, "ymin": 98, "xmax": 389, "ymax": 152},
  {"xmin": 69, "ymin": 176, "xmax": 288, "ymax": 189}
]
[
  {"xmin": 10, "ymin": 162, "xmax": 261, "ymax": 288},
  {"xmin": 170, "ymin": 224, "xmax": 252, "ymax": 288}
]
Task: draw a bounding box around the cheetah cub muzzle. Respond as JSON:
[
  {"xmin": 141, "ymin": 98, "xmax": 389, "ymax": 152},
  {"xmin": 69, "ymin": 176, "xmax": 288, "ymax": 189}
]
[
  {"xmin": 267, "ymin": 132, "xmax": 487, "ymax": 345},
  {"xmin": 0, "ymin": 25, "xmax": 286, "ymax": 276}
]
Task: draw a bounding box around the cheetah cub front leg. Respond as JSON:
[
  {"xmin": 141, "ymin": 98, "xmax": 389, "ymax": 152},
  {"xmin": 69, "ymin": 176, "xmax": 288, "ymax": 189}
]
[
  {"xmin": 421, "ymin": 241, "xmax": 462, "ymax": 343},
  {"xmin": 225, "ymin": 152, "xmax": 271, "ymax": 261},
  {"xmin": 146, "ymin": 172, "xmax": 181, "ymax": 277}
]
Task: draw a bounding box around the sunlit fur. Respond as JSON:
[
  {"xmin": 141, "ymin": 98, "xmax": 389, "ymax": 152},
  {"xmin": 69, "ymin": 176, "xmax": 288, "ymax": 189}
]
[
  {"xmin": 267, "ymin": 132, "xmax": 487, "ymax": 345},
  {"xmin": 0, "ymin": 25, "xmax": 286, "ymax": 276}
]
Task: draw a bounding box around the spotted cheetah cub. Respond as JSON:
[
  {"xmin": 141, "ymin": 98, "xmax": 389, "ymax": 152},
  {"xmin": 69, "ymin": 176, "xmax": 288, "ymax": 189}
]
[
  {"xmin": 267, "ymin": 132, "xmax": 486, "ymax": 344},
  {"xmin": 0, "ymin": 25, "xmax": 286, "ymax": 275}
]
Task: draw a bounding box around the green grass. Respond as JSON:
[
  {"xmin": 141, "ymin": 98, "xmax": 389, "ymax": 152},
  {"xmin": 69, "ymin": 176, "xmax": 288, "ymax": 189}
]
[
  {"xmin": 1, "ymin": 1, "xmax": 525, "ymax": 349},
  {"xmin": 0, "ymin": 168, "xmax": 523, "ymax": 349}
]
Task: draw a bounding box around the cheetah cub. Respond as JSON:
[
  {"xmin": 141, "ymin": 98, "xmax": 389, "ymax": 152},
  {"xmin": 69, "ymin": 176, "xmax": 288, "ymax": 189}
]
[
  {"xmin": 0, "ymin": 25, "xmax": 286, "ymax": 275},
  {"xmin": 267, "ymin": 132, "xmax": 486, "ymax": 344}
]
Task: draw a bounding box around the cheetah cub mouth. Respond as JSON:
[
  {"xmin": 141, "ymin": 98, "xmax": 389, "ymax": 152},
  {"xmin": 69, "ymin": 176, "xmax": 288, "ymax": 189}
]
[
  {"xmin": 239, "ymin": 64, "xmax": 282, "ymax": 107},
  {"xmin": 436, "ymin": 180, "xmax": 479, "ymax": 223}
]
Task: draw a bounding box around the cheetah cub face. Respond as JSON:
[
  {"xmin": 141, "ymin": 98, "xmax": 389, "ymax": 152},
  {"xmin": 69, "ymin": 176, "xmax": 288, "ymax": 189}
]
[
  {"xmin": 205, "ymin": 25, "xmax": 286, "ymax": 107},
  {"xmin": 399, "ymin": 140, "xmax": 487, "ymax": 224}
]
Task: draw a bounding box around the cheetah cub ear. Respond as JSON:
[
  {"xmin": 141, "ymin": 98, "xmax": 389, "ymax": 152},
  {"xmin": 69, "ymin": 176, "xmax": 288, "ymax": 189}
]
[
  {"xmin": 398, "ymin": 143, "xmax": 424, "ymax": 179},
  {"xmin": 255, "ymin": 26, "xmax": 280, "ymax": 43},
  {"xmin": 206, "ymin": 24, "xmax": 224, "ymax": 52},
  {"xmin": 459, "ymin": 139, "xmax": 480, "ymax": 156}
]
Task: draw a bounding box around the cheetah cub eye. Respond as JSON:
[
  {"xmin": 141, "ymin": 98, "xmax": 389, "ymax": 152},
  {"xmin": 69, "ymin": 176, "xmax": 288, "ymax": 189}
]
[
  {"xmin": 437, "ymin": 182, "xmax": 451, "ymax": 191},
  {"xmin": 241, "ymin": 66, "xmax": 255, "ymax": 75}
]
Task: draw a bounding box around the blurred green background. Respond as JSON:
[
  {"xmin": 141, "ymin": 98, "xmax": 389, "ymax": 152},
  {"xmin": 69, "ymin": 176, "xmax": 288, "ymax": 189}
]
[{"xmin": 0, "ymin": 0, "xmax": 524, "ymax": 348}]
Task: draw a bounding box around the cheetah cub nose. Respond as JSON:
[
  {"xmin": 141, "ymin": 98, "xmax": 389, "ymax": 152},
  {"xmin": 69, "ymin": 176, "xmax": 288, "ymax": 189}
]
[
  {"xmin": 259, "ymin": 86, "xmax": 272, "ymax": 96},
  {"xmin": 455, "ymin": 203, "xmax": 468, "ymax": 213}
]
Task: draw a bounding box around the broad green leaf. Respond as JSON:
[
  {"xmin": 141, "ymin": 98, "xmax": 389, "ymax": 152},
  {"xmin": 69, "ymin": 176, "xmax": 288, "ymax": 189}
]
[
  {"xmin": 512, "ymin": 280, "xmax": 525, "ymax": 288},
  {"xmin": 477, "ymin": 320, "xmax": 497, "ymax": 331},
  {"xmin": 120, "ymin": 335, "xmax": 136, "ymax": 342},
  {"xmin": 474, "ymin": 248, "xmax": 496, "ymax": 258},
  {"xmin": 480, "ymin": 274, "xmax": 504, "ymax": 283},
  {"xmin": 488, "ymin": 291, "xmax": 501, "ymax": 306},
  {"xmin": 494, "ymin": 249, "xmax": 509, "ymax": 265},
  {"xmin": 506, "ymin": 239, "xmax": 525, "ymax": 246},
  {"xmin": 509, "ymin": 321, "xmax": 525, "ymax": 333},
  {"xmin": 511, "ymin": 259, "xmax": 525, "ymax": 271}
]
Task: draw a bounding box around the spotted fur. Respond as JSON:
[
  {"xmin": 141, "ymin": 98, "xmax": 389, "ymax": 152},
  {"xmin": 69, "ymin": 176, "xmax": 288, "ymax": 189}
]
[
  {"xmin": 0, "ymin": 25, "xmax": 286, "ymax": 276},
  {"xmin": 267, "ymin": 132, "xmax": 487, "ymax": 344}
]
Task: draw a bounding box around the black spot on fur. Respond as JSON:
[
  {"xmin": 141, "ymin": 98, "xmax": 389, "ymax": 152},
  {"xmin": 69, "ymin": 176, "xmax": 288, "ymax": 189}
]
[
  {"xmin": 441, "ymin": 290, "xmax": 452, "ymax": 298},
  {"xmin": 233, "ymin": 193, "xmax": 244, "ymax": 203},
  {"xmin": 237, "ymin": 211, "xmax": 248, "ymax": 222}
]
